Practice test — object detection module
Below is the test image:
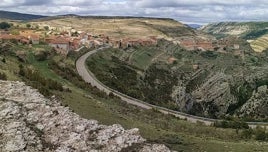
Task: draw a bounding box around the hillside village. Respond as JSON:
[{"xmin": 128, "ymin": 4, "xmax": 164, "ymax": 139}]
[
  {"xmin": 177, "ymin": 36, "xmax": 244, "ymax": 53},
  {"xmin": 0, "ymin": 23, "xmax": 158, "ymax": 55},
  {"xmin": 0, "ymin": 21, "xmax": 247, "ymax": 57}
]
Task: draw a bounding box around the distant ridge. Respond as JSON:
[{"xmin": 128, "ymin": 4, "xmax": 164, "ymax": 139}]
[
  {"xmin": 0, "ymin": 10, "xmax": 46, "ymax": 20},
  {"xmin": 35, "ymin": 14, "xmax": 176, "ymax": 22},
  {"xmin": 187, "ymin": 24, "xmax": 202, "ymax": 29},
  {"xmin": 0, "ymin": 10, "xmax": 176, "ymax": 22}
]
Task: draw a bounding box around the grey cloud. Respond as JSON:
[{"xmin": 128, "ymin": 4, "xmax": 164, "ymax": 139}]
[
  {"xmin": 2, "ymin": 0, "xmax": 268, "ymax": 24},
  {"xmin": 22, "ymin": 0, "xmax": 52, "ymax": 6}
]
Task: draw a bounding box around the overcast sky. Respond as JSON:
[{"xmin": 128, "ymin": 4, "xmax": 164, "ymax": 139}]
[{"xmin": 1, "ymin": 0, "xmax": 268, "ymax": 24}]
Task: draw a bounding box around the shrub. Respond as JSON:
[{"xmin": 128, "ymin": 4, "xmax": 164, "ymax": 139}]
[
  {"xmin": 200, "ymin": 51, "xmax": 218, "ymax": 59},
  {"xmin": 35, "ymin": 51, "xmax": 48, "ymax": 61},
  {"xmin": 214, "ymin": 120, "xmax": 249, "ymax": 129},
  {"xmin": 0, "ymin": 72, "xmax": 7, "ymax": 80},
  {"xmin": 26, "ymin": 24, "xmax": 31, "ymax": 28},
  {"xmin": 2, "ymin": 58, "xmax": 6, "ymax": 63},
  {"xmin": 0, "ymin": 22, "xmax": 11, "ymax": 29},
  {"xmin": 18, "ymin": 65, "xmax": 63, "ymax": 96},
  {"xmin": 254, "ymin": 127, "xmax": 267, "ymax": 141},
  {"xmin": 44, "ymin": 26, "xmax": 49, "ymax": 30},
  {"xmin": 241, "ymin": 128, "xmax": 253, "ymax": 139}
]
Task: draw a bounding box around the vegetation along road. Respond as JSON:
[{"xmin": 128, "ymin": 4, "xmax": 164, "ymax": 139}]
[{"xmin": 76, "ymin": 46, "xmax": 268, "ymax": 128}]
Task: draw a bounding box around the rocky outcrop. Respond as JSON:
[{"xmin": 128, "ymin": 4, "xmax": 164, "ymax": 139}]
[
  {"xmin": 172, "ymin": 82, "xmax": 195, "ymax": 113},
  {"xmin": 0, "ymin": 80, "xmax": 171, "ymax": 152},
  {"xmin": 200, "ymin": 22, "xmax": 250, "ymax": 36},
  {"xmin": 238, "ymin": 85, "xmax": 268, "ymax": 119},
  {"xmin": 191, "ymin": 72, "xmax": 237, "ymax": 117},
  {"xmin": 173, "ymin": 72, "xmax": 238, "ymax": 118}
]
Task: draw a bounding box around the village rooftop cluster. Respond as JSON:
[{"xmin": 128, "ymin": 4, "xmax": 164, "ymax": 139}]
[
  {"xmin": 0, "ymin": 22, "xmax": 244, "ymax": 58},
  {"xmin": 0, "ymin": 22, "xmax": 158, "ymax": 55}
]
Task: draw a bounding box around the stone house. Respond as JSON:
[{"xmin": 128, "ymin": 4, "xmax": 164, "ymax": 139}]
[
  {"xmin": 29, "ymin": 35, "xmax": 40, "ymax": 44},
  {"xmin": 47, "ymin": 37, "xmax": 70, "ymax": 55}
]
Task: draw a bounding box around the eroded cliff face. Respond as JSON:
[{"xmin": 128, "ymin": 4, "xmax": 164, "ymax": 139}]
[
  {"xmin": 173, "ymin": 72, "xmax": 238, "ymax": 118},
  {"xmin": 190, "ymin": 72, "xmax": 237, "ymax": 118},
  {"xmin": 0, "ymin": 80, "xmax": 170, "ymax": 152},
  {"xmin": 238, "ymin": 85, "xmax": 268, "ymax": 119}
]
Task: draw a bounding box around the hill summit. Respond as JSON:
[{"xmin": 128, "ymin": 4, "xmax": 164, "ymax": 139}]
[{"xmin": 0, "ymin": 10, "xmax": 46, "ymax": 20}]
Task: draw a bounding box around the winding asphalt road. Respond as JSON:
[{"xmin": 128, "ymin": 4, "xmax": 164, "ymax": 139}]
[{"xmin": 76, "ymin": 46, "xmax": 268, "ymax": 128}]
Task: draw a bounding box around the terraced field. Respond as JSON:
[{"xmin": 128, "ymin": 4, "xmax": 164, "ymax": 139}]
[
  {"xmin": 201, "ymin": 21, "xmax": 268, "ymax": 52},
  {"xmin": 250, "ymin": 34, "xmax": 268, "ymax": 52}
]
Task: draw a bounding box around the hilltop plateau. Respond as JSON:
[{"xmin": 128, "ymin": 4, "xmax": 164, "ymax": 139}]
[{"xmin": 30, "ymin": 16, "xmax": 198, "ymax": 40}]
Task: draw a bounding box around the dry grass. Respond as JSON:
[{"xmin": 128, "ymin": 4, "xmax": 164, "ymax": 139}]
[
  {"xmin": 31, "ymin": 17, "xmax": 185, "ymax": 39},
  {"xmin": 250, "ymin": 34, "xmax": 268, "ymax": 52}
]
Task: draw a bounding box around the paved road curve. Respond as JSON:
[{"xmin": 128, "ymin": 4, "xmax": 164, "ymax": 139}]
[
  {"xmin": 76, "ymin": 47, "xmax": 152, "ymax": 109},
  {"xmin": 76, "ymin": 46, "xmax": 268, "ymax": 128}
]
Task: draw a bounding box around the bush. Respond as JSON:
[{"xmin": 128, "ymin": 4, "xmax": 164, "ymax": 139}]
[
  {"xmin": 153, "ymin": 134, "xmax": 182, "ymax": 145},
  {"xmin": 200, "ymin": 51, "xmax": 218, "ymax": 59},
  {"xmin": 18, "ymin": 65, "xmax": 63, "ymax": 96},
  {"xmin": 0, "ymin": 22, "xmax": 11, "ymax": 29},
  {"xmin": 214, "ymin": 120, "xmax": 249, "ymax": 129},
  {"xmin": 241, "ymin": 129, "xmax": 253, "ymax": 139},
  {"xmin": 26, "ymin": 24, "xmax": 31, "ymax": 28},
  {"xmin": 0, "ymin": 72, "xmax": 7, "ymax": 80},
  {"xmin": 2, "ymin": 58, "xmax": 6, "ymax": 63},
  {"xmin": 254, "ymin": 127, "xmax": 267, "ymax": 141},
  {"xmin": 34, "ymin": 51, "xmax": 49, "ymax": 61}
]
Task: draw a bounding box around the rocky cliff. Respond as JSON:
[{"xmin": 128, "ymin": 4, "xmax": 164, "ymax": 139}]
[
  {"xmin": 173, "ymin": 72, "xmax": 238, "ymax": 118},
  {"xmin": 191, "ymin": 72, "xmax": 237, "ymax": 118},
  {"xmin": 0, "ymin": 80, "xmax": 170, "ymax": 152},
  {"xmin": 238, "ymin": 85, "xmax": 268, "ymax": 119}
]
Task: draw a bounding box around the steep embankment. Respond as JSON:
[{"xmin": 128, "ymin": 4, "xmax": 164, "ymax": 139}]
[
  {"xmin": 0, "ymin": 80, "xmax": 170, "ymax": 152},
  {"xmin": 201, "ymin": 22, "xmax": 268, "ymax": 52}
]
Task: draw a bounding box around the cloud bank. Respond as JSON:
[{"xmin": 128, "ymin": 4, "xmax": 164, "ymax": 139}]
[{"xmin": 1, "ymin": 0, "xmax": 268, "ymax": 24}]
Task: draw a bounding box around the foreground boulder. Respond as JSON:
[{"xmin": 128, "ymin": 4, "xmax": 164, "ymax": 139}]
[{"xmin": 0, "ymin": 80, "xmax": 170, "ymax": 152}]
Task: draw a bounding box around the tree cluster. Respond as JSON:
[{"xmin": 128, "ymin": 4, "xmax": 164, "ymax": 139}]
[{"xmin": 0, "ymin": 22, "xmax": 11, "ymax": 29}]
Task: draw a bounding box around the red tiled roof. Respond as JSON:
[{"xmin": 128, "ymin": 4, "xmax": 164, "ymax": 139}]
[
  {"xmin": 30, "ymin": 35, "xmax": 40, "ymax": 40},
  {"xmin": 49, "ymin": 38, "xmax": 69, "ymax": 44},
  {"xmin": 0, "ymin": 34, "xmax": 20, "ymax": 40}
]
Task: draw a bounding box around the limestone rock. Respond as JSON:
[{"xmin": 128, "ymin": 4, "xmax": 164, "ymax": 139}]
[
  {"xmin": 0, "ymin": 80, "xmax": 171, "ymax": 152},
  {"xmin": 173, "ymin": 72, "xmax": 238, "ymax": 118},
  {"xmin": 238, "ymin": 85, "xmax": 268, "ymax": 119},
  {"xmin": 140, "ymin": 144, "xmax": 171, "ymax": 152},
  {"xmin": 191, "ymin": 72, "xmax": 237, "ymax": 117}
]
